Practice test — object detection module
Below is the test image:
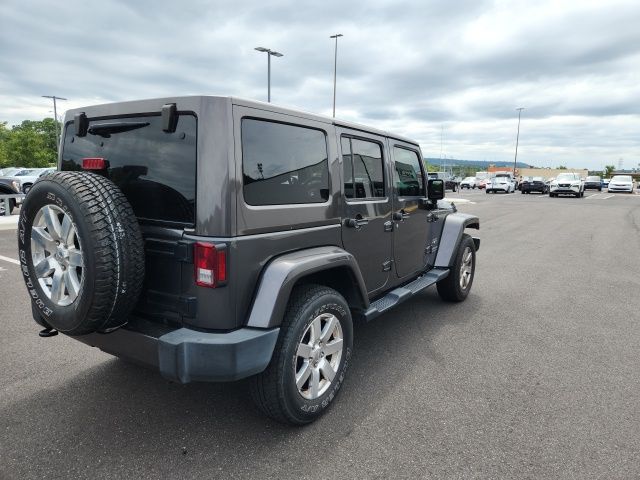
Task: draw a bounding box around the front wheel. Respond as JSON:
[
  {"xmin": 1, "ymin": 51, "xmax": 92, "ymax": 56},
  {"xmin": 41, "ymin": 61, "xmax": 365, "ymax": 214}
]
[
  {"xmin": 437, "ymin": 234, "xmax": 476, "ymax": 302},
  {"xmin": 250, "ymin": 284, "xmax": 353, "ymax": 425}
]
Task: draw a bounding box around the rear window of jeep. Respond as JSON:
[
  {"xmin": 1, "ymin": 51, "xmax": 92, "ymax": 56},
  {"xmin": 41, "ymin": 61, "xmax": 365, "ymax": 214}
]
[
  {"xmin": 61, "ymin": 114, "xmax": 197, "ymax": 226},
  {"xmin": 241, "ymin": 119, "xmax": 329, "ymax": 206}
]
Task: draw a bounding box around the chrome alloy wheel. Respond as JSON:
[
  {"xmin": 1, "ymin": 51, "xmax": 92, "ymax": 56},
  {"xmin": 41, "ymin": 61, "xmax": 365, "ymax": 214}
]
[
  {"xmin": 30, "ymin": 205, "xmax": 84, "ymax": 306},
  {"xmin": 459, "ymin": 246, "xmax": 473, "ymax": 290},
  {"xmin": 295, "ymin": 313, "xmax": 344, "ymax": 400}
]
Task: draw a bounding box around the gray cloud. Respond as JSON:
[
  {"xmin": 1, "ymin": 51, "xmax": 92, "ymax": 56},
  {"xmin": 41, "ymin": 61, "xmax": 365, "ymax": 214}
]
[{"xmin": 1, "ymin": 0, "xmax": 639, "ymax": 169}]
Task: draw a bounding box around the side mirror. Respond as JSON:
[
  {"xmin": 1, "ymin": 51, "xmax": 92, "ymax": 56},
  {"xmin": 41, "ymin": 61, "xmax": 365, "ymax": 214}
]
[{"xmin": 428, "ymin": 179, "xmax": 445, "ymax": 201}]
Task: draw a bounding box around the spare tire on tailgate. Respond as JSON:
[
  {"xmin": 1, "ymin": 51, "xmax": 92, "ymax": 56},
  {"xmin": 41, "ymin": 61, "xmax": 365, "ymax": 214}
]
[{"xmin": 17, "ymin": 171, "xmax": 145, "ymax": 335}]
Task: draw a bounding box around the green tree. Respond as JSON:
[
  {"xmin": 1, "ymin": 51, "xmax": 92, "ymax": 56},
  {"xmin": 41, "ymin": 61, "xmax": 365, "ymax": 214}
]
[
  {"xmin": 604, "ymin": 165, "xmax": 615, "ymax": 176},
  {"xmin": 0, "ymin": 122, "xmax": 9, "ymax": 167},
  {"xmin": 556, "ymin": 165, "xmax": 567, "ymax": 169},
  {"xmin": 0, "ymin": 118, "xmax": 59, "ymax": 168}
]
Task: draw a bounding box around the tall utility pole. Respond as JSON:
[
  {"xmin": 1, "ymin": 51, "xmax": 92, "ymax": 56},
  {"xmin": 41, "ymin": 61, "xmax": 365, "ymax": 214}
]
[
  {"xmin": 513, "ymin": 107, "xmax": 525, "ymax": 177},
  {"xmin": 42, "ymin": 95, "xmax": 67, "ymax": 144},
  {"xmin": 254, "ymin": 47, "xmax": 283, "ymax": 103},
  {"xmin": 330, "ymin": 33, "xmax": 343, "ymax": 118}
]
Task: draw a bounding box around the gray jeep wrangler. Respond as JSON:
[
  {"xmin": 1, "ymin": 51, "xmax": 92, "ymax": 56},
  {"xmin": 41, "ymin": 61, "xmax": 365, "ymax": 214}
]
[{"xmin": 17, "ymin": 96, "xmax": 479, "ymax": 424}]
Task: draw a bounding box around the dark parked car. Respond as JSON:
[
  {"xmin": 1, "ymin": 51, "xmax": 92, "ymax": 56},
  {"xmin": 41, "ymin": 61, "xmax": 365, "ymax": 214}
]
[
  {"xmin": 584, "ymin": 175, "xmax": 602, "ymax": 191},
  {"xmin": 18, "ymin": 96, "xmax": 480, "ymax": 425},
  {"xmin": 521, "ymin": 176, "xmax": 548, "ymax": 194}
]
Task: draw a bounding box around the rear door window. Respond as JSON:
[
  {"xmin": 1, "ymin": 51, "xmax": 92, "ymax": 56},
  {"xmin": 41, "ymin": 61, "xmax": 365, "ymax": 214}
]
[
  {"xmin": 341, "ymin": 136, "xmax": 385, "ymax": 199},
  {"xmin": 61, "ymin": 114, "xmax": 197, "ymax": 225}
]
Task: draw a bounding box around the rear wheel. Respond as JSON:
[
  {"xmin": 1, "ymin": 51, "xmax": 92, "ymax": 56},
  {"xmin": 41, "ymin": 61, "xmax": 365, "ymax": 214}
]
[
  {"xmin": 437, "ymin": 234, "xmax": 476, "ymax": 302},
  {"xmin": 250, "ymin": 284, "xmax": 353, "ymax": 425}
]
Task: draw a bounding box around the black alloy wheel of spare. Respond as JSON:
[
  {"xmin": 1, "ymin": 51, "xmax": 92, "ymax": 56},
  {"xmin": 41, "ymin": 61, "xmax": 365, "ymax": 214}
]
[{"xmin": 17, "ymin": 171, "xmax": 145, "ymax": 335}]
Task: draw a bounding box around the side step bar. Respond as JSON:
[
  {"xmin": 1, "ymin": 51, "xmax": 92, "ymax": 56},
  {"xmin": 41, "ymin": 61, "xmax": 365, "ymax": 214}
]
[{"xmin": 356, "ymin": 268, "xmax": 449, "ymax": 322}]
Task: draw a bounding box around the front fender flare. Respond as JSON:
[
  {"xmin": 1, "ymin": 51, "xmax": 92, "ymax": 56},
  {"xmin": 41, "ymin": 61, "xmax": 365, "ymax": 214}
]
[
  {"xmin": 246, "ymin": 246, "xmax": 368, "ymax": 329},
  {"xmin": 434, "ymin": 213, "xmax": 480, "ymax": 268}
]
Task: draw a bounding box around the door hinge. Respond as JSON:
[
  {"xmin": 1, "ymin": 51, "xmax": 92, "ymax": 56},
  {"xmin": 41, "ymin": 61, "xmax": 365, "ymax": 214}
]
[
  {"xmin": 383, "ymin": 220, "xmax": 393, "ymax": 232},
  {"xmin": 426, "ymin": 213, "xmax": 438, "ymax": 223},
  {"xmin": 382, "ymin": 260, "xmax": 393, "ymax": 272}
]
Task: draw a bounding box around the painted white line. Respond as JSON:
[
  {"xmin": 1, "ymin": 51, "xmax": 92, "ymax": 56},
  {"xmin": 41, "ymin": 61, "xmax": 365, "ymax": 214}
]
[
  {"xmin": 0, "ymin": 254, "xmax": 20, "ymax": 266},
  {"xmin": 602, "ymin": 195, "xmax": 615, "ymax": 200},
  {"xmin": 586, "ymin": 194, "xmax": 601, "ymax": 199}
]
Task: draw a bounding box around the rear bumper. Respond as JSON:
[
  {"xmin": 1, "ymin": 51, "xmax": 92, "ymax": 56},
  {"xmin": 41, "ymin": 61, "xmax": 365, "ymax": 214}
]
[{"xmin": 74, "ymin": 320, "xmax": 280, "ymax": 383}]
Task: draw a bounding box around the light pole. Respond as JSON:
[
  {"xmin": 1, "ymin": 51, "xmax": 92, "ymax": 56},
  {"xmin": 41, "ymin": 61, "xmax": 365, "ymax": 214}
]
[
  {"xmin": 254, "ymin": 47, "xmax": 283, "ymax": 103},
  {"xmin": 42, "ymin": 95, "xmax": 67, "ymax": 144},
  {"xmin": 513, "ymin": 107, "xmax": 524, "ymax": 177},
  {"xmin": 330, "ymin": 33, "xmax": 343, "ymax": 118}
]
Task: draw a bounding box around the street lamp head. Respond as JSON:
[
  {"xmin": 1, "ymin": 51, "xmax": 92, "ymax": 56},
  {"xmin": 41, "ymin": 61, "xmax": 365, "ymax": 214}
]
[
  {"xmin": 270, "ymin": 51, "xmax": 283, "ymax": 57},
  {"xmin": 254, "ymin": 47, "xmax": 269, "ymax": 53},
  {"xmin": 330, "ymin": 33, "xmax": 343, "ymax": 38}
]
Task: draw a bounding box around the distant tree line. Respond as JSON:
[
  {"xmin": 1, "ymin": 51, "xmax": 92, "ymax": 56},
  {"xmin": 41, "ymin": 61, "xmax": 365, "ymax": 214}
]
[{"xmin": 0, "ymin": 118, "xmax": 60, "ymax": 168}]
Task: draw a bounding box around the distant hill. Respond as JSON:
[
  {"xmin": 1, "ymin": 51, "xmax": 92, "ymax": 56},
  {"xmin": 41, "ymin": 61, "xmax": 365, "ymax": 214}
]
[{"xmin": 424, "ymin": 158, "xmax": 530, "ymax": 169}]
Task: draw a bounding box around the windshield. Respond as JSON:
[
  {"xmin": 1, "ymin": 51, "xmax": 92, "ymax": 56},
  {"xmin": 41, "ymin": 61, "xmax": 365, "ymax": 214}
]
[
  {"xmin": 495, "ymin": 174, "xmax": 511, "ymax": 179},
  {"xmin": 612, "ymin": 175, "xmax": 632, "ymax": 182},
  {"xmin": 556, "ymin": 173, "xmax": 578, "ymax": 181},
  {"xmin": 463, "ymin": 177, "xmax": 475, "ymax": 182},
  {"xmin": 586, "ymin": 176, "xmax": 600, "ymax": 181},
  {"xmin": 532, "ymin": 177, "xmax": 544, "ymax": 181}
]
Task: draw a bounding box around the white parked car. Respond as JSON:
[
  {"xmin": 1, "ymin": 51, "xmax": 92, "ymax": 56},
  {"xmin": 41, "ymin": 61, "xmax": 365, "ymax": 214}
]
[
  {"xmin": 486, "ymin": 174, "xmax": 515, "ymax": 194},
  {"xmin": 11, "ymin": 168, "xmax": 55, "ymax": 194},
  {"xmin": 549, "ymin": 173, "xmax": 584, "ymax": 197},
  {"xmin": 607, "ymin": 175, "xmax": 634, "ymax": 193},
  {"xmin": 460, "ymin": 177, "xmax": 477, "ymax": 189}
]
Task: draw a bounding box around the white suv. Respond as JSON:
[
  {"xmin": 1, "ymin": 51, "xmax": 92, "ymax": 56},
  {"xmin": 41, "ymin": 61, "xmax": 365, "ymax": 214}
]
[
  {"xmin": 549, "ymin": 173, "xmax": 584, "ymax": 197},
  {"xmin": 460, "ymin": 177, "xmax": 477, "ymax": 189},
  {"xmin": 486, "ymin": 174, "xmax": 515, "ymax": 194}
]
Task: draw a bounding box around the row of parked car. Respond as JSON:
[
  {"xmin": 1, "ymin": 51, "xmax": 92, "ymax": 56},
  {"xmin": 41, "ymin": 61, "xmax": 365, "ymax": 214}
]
[
  {"xmin": 459, "ymin": 173, "xmax": 635, "ymax": 197},
  {"xmin": 0, "ymin": 167, "xmax": 56, "ymax": 214}
]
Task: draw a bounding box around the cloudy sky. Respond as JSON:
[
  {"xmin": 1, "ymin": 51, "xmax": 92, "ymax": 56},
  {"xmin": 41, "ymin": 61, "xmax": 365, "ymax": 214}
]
[{"xmin": 1, "ymin": 0, "xmax": 639, "ymax": 169}]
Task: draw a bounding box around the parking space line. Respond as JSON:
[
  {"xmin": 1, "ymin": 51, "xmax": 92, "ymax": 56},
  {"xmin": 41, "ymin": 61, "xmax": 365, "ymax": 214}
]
[
  {"xmin": 0, "ymin": 254, "xmax": 20, "ymax": 266},
  {"xmin": 586, "ymin": 193, "xmax": 601, "ymax": 199},
  {"xmin": 602, "ymin": 195, "xmax": 615, "ymax": 200}
]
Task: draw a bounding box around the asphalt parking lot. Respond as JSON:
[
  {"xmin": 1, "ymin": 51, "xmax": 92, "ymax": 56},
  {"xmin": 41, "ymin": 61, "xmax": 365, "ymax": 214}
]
[{"xmin": 1, "ymin": 190, "xmax": 640, "ymax": 479}]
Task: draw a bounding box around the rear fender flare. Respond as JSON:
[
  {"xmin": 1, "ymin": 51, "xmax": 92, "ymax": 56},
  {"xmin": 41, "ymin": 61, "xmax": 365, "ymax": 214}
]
[
  {"xmin": 246, "ymin": 246, "xmax": 368, "ymax": 329},
  {"xmin": 434, "ymin": 213, "xmax": 480, "ymax": 268}
]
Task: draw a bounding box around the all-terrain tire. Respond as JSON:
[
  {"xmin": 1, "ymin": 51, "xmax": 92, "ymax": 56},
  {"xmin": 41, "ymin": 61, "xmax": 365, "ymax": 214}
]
[
  {"xmin": 249, "ymin": 284, "xmax": 353, "ymax": 425},
  {"xmin": 437, "ymin": 234, "xmax": 476, "ymax": 302},
  {"xmin": 17, "ymin": 172, "xmax": 144, "ymax": 335}
]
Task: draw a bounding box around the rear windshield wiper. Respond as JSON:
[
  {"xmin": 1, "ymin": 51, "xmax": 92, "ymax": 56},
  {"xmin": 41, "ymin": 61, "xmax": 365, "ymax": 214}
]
[{"xmin": 88, "ymin": 121, "xmax": 150, "ymax": 138}]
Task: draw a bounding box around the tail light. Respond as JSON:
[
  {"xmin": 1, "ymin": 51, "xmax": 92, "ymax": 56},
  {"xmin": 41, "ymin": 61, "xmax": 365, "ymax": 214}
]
[
  {"xmin": 194, "ymin": 242, "xmax": 227, "ymax": 288},
  {"xmin": 82, "ymin": 157, "xmax": 108, "ymax": 170}
]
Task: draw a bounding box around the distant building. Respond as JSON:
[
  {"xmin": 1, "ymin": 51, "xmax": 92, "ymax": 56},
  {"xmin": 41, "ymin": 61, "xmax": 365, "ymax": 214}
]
[{"xmin": 488, "ymin": 166, "xmax": 588, "ymax": 179}]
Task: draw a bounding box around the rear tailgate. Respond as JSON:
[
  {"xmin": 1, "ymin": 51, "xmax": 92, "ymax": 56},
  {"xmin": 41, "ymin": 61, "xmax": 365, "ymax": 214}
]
[{"xmin": 60, "ymin": 113, "xmax": 197, "ymax": 325}]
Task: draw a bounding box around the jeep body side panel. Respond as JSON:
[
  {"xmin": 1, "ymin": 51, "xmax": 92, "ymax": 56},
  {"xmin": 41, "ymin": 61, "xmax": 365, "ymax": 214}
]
[
  {"xmin": 434, "ymin": 213, "xmax": 480, "ymax": 267},
  {"xmin": 246, "ymin": 246, "xmax": 368, "ymax": 329}
]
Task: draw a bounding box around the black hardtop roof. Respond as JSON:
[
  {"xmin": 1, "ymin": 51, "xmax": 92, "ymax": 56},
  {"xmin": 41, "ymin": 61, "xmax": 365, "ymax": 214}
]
[{"xmin": 64, "ymin": 95, "xmax": 421, "ymax": 148}]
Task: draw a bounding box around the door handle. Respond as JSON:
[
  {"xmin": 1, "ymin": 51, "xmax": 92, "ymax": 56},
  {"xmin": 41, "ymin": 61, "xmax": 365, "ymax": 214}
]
[
  {"xmin": 393, "ymin": 210, "xmax": 410, "ymax": 221},
  {"xmin": 345, "ymin": 216, "xmax": 369, "ymax": 229}
]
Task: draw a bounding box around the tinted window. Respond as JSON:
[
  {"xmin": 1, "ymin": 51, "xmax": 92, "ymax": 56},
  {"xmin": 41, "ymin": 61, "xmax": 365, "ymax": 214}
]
[
  {"xmin": 61, "ymin": 114, "xmax": 197, "ymax": 225},
  {"xmin": 242, "ymin": 119, "xmax": 329, "ymax": 205},
  {"xmin": 393, "ymin": 147, "xmax": 424, "ymax": 196},
  {"xmin": 342, "ymin": 136, "xmax": 385, "ymax": 199}
]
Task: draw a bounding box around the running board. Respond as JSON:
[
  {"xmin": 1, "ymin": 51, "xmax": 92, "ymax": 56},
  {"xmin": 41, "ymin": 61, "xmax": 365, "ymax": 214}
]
[{"xmin": 356, "ymin": 268, "xmax": 450, "ymax": 322}]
